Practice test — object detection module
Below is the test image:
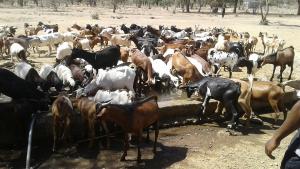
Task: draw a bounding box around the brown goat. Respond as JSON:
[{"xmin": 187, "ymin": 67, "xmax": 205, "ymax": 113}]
[
  {"xmin": 131, "ymin": 48, "xmax": 154, "ymax": 84},
  {"xmin": 251, "ymin": 81, "xmax": 286, "ymax": 124},
  {"xmin": 97, "ymin": 95, "xmax": 159, "ymax": 163},
  {"xmin": 171, "ymin": 51, "xmax": 202, "ymax": 85},
  {"xmin": 52, "ymin": 94, "xmax": 73, "ymax": 152},
  {"xmin": 190, "ymin": 54, "xmax": 211, "ymax": 75},
  {"xmin": 262, "ymin": 46, "xmax": 294, "ymax": 83},
  {"xmin": 120, "ymin": 47, "xmax": 129, "ymax": 62},
  {"xmin": 72, "ymin": 97, "xmax": 110, "ymax": 148}
]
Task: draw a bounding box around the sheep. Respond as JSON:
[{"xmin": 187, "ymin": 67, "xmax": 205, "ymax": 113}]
[
  {"xmin": 54, "ymin": 64, "xmax": 76, "ymax": 88},
  {"xmin": 52, "ymin": 94, "xmax": 73, "ymax": 152},
  {"xmin": 96, "ymin": 95, "xmax": 159, "ymax": 163},
  {"xmin": 10, "ymin": 43, "xmax": 27, "ymax": 62}
]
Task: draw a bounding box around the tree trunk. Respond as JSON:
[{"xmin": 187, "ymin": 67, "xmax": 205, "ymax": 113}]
[
  {"xmin": 33, "ymin": 0, "xmax": 38, "ymax": 6},
  {"xmin": 298, "ymin": 0, "xmax": 300, "ymax": 15},
  {"xmin": 113, "ymin": 0, "xmax": 117, "ymax": 13},
  {"xmin": 137, "ymin": 0, "xmax": 142, "ymax": 8},
  {"xmin": 173, "ymin": 0, "xmax": 177, "ymax": 13},
  {"xmin": 233, "ymin": 0, "xmax": 238, "ymax": 13},
  {"xmin": 18, "ymin": 0, "xmax": 23, "ymax": 7},
  {"xmin": 260, "ymin": 0, "xmax": 269, "ymax": 25},
  {"xmin": 186, "ymin": 0, "xmax": 190, "ymax": 13},
  {"xmin": 198, "ymin": 0, "xmax": 202, "ymax": 12}
]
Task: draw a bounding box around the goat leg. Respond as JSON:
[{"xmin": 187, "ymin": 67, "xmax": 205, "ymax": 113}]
[
  {"xmin": 120, "ymin": 132, "xmax": 129, "ymax": 161},
  {"xmin": 279, "ymin": 65, "xmax": 286, "ymax": 83},
  {"xmin": 288, "ymin": 65, "xmax": 293, "ymax": 80},
  {"xmin": 52, "ymin": 119, "xmax": 58, "ymax": 152},
  {"xmin": 270, "ymin": 65, "xmax": 276, "ymax": 81},
  {"xmin": 136, "ymin": 132, "xmax": 142, "ymax": 163},
  {"xmin": 153, "ymin": 121, "xmax": 159, "ymax": 154},
  {"xmin": 101, "ymin": 120, "xmax": 110, "ymax": 149},
  {"xmin": 88, "ymin": 120, "xmax": 95, "ymax": 148}
]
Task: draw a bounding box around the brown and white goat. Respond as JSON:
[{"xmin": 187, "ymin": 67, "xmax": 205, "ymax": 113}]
[
  {"xmin": 52, "ymin": 94, "xmax": 73, "ymax": 152},
  {"xmin": 97, "ymin": 95, "xmax": 159, "ymax": 163},
  {"xmin": 171, "ymin": 51, "xmax": 202, "ymax": 85}
]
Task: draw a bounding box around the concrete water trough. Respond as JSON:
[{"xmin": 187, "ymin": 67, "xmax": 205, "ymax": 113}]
[{"xmin": 0, "ymin": 81, "xmax": 299, "ymax": 146}]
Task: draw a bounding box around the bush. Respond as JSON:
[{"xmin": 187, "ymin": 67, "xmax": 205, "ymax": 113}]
[{"xmin": 91, "ymin": 12, "xmax": 99, "ymax": 20}]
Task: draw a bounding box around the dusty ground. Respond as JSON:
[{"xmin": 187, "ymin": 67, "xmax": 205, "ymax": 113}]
[{"xmin": 0, "ymin": 6, "xmax": 299, "ymax": 169}]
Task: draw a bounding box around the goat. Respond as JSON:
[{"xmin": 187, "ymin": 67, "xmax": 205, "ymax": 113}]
[
  {"xmin": 67, "ymin": 46, "xmax": 120, "ymax": 70},
  {"xmin": 236, "ymin": 53, "xmax": 263, "ymax": 88},
  {"xmin": 130, "ymin": 48, "xmax": 155, "ymax": 84},
  {"xmin": 149, "ymin": 57, "xmax": 180, "ymax": 88},
  {"xmin": 52, "ymin": 94, "xmax": 73, "ymax": 152},
  {"xmin": 73, "ymin": 37, "xmax": 92, "ymax": 51},
  {"xmin": 24, "ymin": 23, "xmax": 43, "ymax": 36},
  {"xmin": 93, "ymin": 89, "xmax": 134, "ymax": 105},
  {"xmin": 207, "ymin": 48, "xmax": 238, "ymax": 78},
  {"xmin": 56, "ymin": 42, "xmax": 72, "ymax": 61},
  {"xmin": 14, "ymin": 62, "xmax": 50, "ymax": 91},
  {"xmin": 54, "ymin": 64, "xmax": 76, "ymax": 88},
  {"xmin": 96, "ymin": 95, "xmax": 159, "ymax": 163},
  {"xmin": 170, "ymin": 51, "xmax": 202, "ymax": 85},
  {"xmin": 0, "ymin": 68, "xmax": 48, "ymax": 101},
  {"xmin": 71, "ymin": 97, "xmax": 108, "ymax": 148},
  {"xmin": 39, "ymin": 64, "xmax": 63, "ymax": 92},
  {"xmin": 183, "ymin": 77, "xmax": 241, "ymax": 129},
  {"xmin": 37, "ymin": 21, "xmax": 59, "ymax": 32},
  {"xmin": 95, "ymin": 66, "xmax": 136, "ymax": 92},
  {"xmin": 262, "ymin": 46, "xmax": 294, "ymax": 82},
  {"xmin": 9, "ymin": 43, "xmax": 27, "ymax": 62},
  {"xmin": 101, "ymin": 32, "xmax": 132, "ymax": 47},
  {"xmin": 251, "ymin": 81, "xmax": 287, "ymax": 124}
]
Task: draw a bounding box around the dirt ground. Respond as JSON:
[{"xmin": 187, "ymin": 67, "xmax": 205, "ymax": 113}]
[{"xmin": 0, "ymin": 6, "xmax": 299, "ymax": 169}]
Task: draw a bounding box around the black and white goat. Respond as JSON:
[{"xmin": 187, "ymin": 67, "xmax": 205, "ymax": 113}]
[{"xmin": 183, "ymin": 77, "xmax": 241, "ymax": 129}]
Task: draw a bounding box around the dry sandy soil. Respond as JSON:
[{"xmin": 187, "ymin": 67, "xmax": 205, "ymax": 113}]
[{"xmin": 0, "ymin": 6, "xmax": 300, "ymax": 169}]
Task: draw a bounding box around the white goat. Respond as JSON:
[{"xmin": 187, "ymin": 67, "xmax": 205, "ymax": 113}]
[
  {"xmin": 54, "ymin": 64, "xmax": 75, "ymax": 87},
  {"xmin": 56, "ymin": 42, "xmax": 72, "ymax": 60},
  {"xmin": 95, "ymin": 66, "xmax": 136, "ymax": 91},
  {"xmin": 149, "ymin": 57, "xmax": 180, "ymax": 87},
  {"xmin": 92, "ymin": 89, "xmax": 134, "ymax": 105},
  {"xmin": 10, "ymin": 43, "xmax": 26, "ymax": 62},
  {"xmin": 214, "ymin": 34, "xmax": 229, "ymax": 51}
]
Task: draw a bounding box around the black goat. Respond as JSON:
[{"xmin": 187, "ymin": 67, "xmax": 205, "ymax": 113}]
[
  {"xmin": 67, "ymin": 46, "xmax": 120, "ymax": 70},
  {"xmin": 183, "ymin": 77, "xmax": 241, "ymax": 129},
  {"xmin": 0, "ymin": 68, "xmax": 48, "ymax": 101}
]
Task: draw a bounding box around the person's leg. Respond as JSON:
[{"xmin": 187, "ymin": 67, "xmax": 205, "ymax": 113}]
[{"xmin": 283, "ymin": 154, "xmax": 300, "ymax": 169}]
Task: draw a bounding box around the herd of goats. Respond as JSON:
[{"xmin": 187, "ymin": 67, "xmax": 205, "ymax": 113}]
[{"xmin": 0, "ymin": 22, "xmax": 296, "ymax": 162}]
